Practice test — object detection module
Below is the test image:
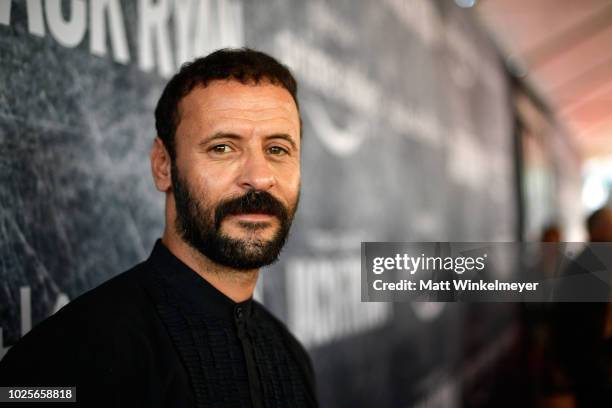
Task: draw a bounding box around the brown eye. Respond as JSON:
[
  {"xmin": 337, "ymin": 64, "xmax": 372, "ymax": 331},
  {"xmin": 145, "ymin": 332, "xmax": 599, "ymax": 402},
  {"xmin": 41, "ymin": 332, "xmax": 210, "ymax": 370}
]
[
  {"xmin": 268, "ymin": 146, "xmax": 288, "ymax": 155},
  {"xmin": 211, "ymin": 144, "xmax": 232, "ymax": 154}
]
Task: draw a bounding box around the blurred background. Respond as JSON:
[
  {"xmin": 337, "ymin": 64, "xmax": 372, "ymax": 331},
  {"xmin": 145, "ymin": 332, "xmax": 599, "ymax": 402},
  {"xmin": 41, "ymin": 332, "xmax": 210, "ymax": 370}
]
[{"xmin": 1, "ymin": 0, "xmax": 611, "ymax": 406}]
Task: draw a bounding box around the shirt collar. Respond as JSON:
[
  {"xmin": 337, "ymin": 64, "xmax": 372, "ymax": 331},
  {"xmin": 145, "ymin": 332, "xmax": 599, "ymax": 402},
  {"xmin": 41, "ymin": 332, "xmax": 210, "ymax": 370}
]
[{"xmin": 148, "ymin": 239, "xmax": 253, "ymax": 322}]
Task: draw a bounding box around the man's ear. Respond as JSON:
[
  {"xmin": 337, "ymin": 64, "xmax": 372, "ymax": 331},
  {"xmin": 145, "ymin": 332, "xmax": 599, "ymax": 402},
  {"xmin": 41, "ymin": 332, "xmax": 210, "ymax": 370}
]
[{"xmin": 151, "ymin": 137, "xmax": 172, "ymax": 192}]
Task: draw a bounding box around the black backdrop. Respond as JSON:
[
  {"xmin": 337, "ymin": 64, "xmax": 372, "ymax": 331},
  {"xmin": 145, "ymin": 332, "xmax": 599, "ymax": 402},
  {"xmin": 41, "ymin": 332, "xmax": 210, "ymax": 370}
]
[{"xmin": 0, "ymin": 1, "xmax": 520, "ymax": 406}]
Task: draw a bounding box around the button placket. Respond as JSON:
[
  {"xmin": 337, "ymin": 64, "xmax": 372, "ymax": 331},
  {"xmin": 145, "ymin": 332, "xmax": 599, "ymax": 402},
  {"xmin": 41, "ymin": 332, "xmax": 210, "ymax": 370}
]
[{"xmin": 235, "ymin": 306, "xmax": 244, "ymax": 321}]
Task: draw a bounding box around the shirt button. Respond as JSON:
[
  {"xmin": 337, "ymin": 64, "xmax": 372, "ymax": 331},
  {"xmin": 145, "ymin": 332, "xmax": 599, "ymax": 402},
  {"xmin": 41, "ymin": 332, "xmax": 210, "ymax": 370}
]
[{"xmin": 235, "ymin": 306, "xmax": 244, "ymax": 320}]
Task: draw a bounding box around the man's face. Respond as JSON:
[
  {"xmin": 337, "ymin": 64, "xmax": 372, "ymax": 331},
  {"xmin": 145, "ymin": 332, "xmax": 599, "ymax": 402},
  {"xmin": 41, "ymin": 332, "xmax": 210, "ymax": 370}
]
[{"xmin": 170, "ymin": 80, "xmax": 301, "ymax": 269}]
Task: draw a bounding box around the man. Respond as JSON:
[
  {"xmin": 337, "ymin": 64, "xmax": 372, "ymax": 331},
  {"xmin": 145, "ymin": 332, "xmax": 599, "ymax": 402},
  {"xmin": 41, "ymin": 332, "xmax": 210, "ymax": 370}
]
[
  {"xmin": 551, "ymin": 206, "xmax": 612, "ymax": 406},
  {"xmin": 0, "ymin": 49, "xmax": 317, "ymax": 407}
]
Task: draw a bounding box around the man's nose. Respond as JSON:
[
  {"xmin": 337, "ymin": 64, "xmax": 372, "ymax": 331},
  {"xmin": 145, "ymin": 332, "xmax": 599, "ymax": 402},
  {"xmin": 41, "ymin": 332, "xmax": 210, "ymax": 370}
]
[{"xmin": 237, "ymin": 150, "xmax": 276, "ymax": 191}]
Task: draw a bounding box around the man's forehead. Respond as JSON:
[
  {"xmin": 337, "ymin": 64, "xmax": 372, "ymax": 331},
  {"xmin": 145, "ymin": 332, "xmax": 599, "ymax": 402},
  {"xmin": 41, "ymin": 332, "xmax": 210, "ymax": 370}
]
[{"xmin": 178, "ymin": 80, "xmax": 298, "ymax": 118}]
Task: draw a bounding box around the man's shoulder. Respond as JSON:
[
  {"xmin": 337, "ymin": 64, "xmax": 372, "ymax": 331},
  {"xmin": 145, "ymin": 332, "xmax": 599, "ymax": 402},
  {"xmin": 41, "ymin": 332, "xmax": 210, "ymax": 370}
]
[
  {"xmin": 69, "ymin": 260, "xmax": 152, "ymax": 312},
  {"xmin": 50, "ymin": 260, "xmax": 154, "ymax": 328},
  {"xmin": 0, "ymin": 260, "xmax": 156, "ymax": 375},
  {"xmin": 0, "ymin": 257, "xmax": 193, "ymax": 404}
]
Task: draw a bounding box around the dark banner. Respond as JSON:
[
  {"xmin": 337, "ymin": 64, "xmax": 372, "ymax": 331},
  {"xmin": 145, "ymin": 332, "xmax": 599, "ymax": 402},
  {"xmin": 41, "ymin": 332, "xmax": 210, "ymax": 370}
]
[
  {"xmin": 363, "ymin": 242, "xmax": 612, "ymax": 302},
  {"xmin": 1, "ymin": 1, "xmax": 517, "ymax": 406}
]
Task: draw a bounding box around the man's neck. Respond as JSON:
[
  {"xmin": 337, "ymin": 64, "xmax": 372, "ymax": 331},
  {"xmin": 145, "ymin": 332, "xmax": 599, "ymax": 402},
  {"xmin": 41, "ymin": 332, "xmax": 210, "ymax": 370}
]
[{"xmin": 161, "ymin": 231, "xmax": 259, "ymax": 303}]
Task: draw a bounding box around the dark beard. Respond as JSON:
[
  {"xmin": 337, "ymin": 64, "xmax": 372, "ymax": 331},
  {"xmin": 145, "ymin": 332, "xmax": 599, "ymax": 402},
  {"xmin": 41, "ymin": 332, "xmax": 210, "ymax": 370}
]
[{"xmin": 171, "ymin": 162, "xmax": 298, "ymax": 270}]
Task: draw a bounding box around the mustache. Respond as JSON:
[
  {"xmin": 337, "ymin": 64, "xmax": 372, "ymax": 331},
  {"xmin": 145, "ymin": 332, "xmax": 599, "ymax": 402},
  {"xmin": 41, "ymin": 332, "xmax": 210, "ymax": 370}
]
[{"xmin": 214, "ymin": 190, "xmax": 289, "ymax": 228}]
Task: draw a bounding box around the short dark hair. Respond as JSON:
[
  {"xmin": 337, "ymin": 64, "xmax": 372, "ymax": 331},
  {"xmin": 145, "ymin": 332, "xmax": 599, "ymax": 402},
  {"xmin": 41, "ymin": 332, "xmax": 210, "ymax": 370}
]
[
  {"xmin": 587, "ymin": 206, "xmax": 612, "ymax": 234},
  {"xmin": 155, "ymin": 48, "xmax": 299, "ymax": 160}
]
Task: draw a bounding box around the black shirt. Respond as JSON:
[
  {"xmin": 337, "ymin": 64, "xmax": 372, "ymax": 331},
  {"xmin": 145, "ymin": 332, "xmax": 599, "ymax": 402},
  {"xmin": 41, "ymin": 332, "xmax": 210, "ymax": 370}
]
[{"xmin": 0, "ymin": 240, "xmax": 318, "ymax": 407}]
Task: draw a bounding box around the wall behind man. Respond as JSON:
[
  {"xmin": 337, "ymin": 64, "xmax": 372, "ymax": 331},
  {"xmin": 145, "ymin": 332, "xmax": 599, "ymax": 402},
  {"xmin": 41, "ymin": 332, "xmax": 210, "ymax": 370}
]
[{"xmin": 0, "ymin": 0, "xmax": 518, "ymax": 406}]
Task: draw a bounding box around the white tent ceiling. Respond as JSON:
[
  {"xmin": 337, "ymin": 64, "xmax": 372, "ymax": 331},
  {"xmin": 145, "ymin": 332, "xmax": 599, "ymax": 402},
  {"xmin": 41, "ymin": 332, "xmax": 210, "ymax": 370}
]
[{"xmin": 477, "ymin": 0, "xmax": 612, "ymax": 158}]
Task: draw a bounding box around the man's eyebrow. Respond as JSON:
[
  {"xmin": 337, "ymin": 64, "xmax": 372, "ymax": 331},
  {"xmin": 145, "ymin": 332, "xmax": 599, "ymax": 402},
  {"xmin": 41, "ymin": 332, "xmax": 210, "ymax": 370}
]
[
  {"xmin": 266, "ymin": 134, "xmax": 297, "ymax": 150},
  {"xmin": 198, "ymin": 132, "xmax": 298, "ymax": 150},
  {"xmin": 198, "ymin": 132, "xmax": 242, "ymax": 146}
]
